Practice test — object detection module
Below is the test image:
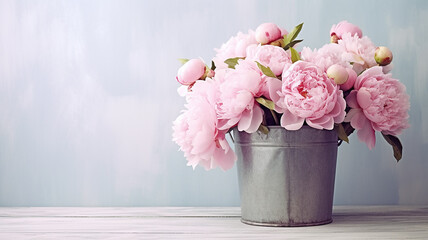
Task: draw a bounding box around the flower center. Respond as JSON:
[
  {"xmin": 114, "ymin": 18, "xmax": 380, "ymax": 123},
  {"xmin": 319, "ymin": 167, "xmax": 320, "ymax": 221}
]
[{"xmin": 297, "ymin": 84, "xmax": 308, "ymax": 98}]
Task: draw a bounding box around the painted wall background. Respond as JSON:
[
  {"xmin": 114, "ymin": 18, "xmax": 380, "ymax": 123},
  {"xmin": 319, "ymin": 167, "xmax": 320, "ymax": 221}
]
[{"xmin": 0, "ymin": 0, "xmax": 427, "ymax": 206}]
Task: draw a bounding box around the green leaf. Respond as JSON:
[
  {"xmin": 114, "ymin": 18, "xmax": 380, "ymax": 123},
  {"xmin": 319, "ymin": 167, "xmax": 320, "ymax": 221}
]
[
  {"xmin": 335, "ymin": 123, "xmax": 349, "ymax": 143},
  {"xmin": 258, "ymin": 124, "xmax": 269, "ymax": 135},
  {"xmin": 342, "ymin": 122, "xmax": 355, "ymax": 136},
  {"xmin": 341, "ymin": 122, "xmax": 355, "ymax": 136},
  {"xmin": 290, "ymin": 47, "xmax": 300, "ymax": 63},
  {"xmin": 211, "ymin": 60, "xmax": 216, "ymax": 71},
  {"xmin": 381, "ymin": 133, "xmax": 403, "ymax": 162},
  {"xmin": 283, "ymin": 39, "xmax": 303, "ymax": 51},
  {"xmin": 256, "ymin": 97, "xmax": 275, "ymax": 110},
  {"xmin": 255, "ymin": 61, "xmax": 276, "ymax": 78},
  {"xmin": 224, "ymin": 57, "xmax": 244, "ymax": 69},
  {"xmin": 283, "ymin": 23, "xmax": 304, "ymax": 46},
  {"xmin": 178, "ymin": 58, "xmax": 189, "ymax": 65}
]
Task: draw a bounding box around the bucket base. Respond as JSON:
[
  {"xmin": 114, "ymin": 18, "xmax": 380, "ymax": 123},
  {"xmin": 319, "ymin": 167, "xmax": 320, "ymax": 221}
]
[{"xmin": 240, "ymin": 218, "xmax": 333, "ymax": 227}]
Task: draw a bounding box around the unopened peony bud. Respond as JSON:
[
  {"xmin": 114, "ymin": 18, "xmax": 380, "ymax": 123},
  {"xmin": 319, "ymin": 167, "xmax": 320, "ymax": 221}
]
[
  {"xmin": 375, "ymin": 46, "xmax": 393, "ymax": 66},
  {"xmin": 340, "ymin": 68, "xmax": 357, "ymax": 91},
  {"xmin": 255, "ymin": 23, "xmax": 282, "ymax": 44},
  {"xmin": 330, "ymin": 21, "xmax": 362, "ymax": 40},
  {"xmin": 176, "ymin": 59, "xmax": 206, "ymax": 85},
  {"xmin": 327, "ymin": 64, "xmax": 349, "ymax": 85}
]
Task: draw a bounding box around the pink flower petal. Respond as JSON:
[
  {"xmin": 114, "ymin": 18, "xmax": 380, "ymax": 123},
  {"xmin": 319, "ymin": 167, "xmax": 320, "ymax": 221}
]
[
  {"xmin": 307, "ymin": 115, "xmax": 334, "ymax": 130},
  {"xmin": 246, "ymin": 104, "xmax": 264, "ymax": 133},
  {"xmin": 333, "ymin": 96, "xmax": 347, "ymax": 123},
  {"xmin": 262, "ymin": 77, "xmax": 282, "ymax": 103},
  {"xmin": 356, "ymin": 88, "xmax": 372, "ymax": 109},
  {"xmin": 346, "ymin": 90, "xmax": 359, "ymax": 109},
  {"xmin": 212, "ymin": 139, "xmax": 237, "ymax": 171},
  {"xmin": 280, "ymin": 109, "xmax": 305, "ymax": 130},
  {"xmin": 191, "ymin": 126, "xmax": 214, "ymax": 155},
  {"xmin": 349, "ymin": 109, "xmax": 366, "ymax": 130},
  {"xmin": 356, "ymin": 123, "xmax": 376, "ymax": 150},
  {"xmin": 344, "ymin": 108, "xmax": 359, "ymax": 122}
]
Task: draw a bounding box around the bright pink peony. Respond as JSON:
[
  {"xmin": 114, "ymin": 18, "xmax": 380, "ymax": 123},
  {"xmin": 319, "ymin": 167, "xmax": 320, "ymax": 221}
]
[
  {"xmin": 345, "ymin": 66, "xmax": 410, "ymax": 149},
  {"xmin": 246, "ymin": 44, "xmax": 292, "ymax": 76},
  {"xmin": 338, "ymin": 33, "xmax": 377, "ymax": 74},
  {"xmin": 212, "ymin": 30, "xmax": 258, "ymax": 69},
  {"xmin": 255, "ymin": 23, "xmax": 282, "ymax": 44},
  {"xmin": 330, "ymin": 21, "xmax": 362, "ymax": 39},
  {"xmin": 172, "ymin": 79, "xmax": 237, "ymax": 170},
  {"xmin": 277, "ymin": 61, "xmax": 346, "ymax": 130}
]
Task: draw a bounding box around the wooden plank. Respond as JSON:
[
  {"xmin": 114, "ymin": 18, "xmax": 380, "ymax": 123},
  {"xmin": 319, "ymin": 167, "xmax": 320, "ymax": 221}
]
[{"xmin": 0, "ymin": 206, "xmax": 427, "ymax": 239}]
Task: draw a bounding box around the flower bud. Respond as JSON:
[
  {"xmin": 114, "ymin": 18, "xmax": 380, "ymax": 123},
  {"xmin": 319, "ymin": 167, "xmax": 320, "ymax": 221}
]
[
  {"xmin": 375, "ymin": 46, "xmax": 393, "ymax": 66},
  {"xmin": 176, "ymin": 59, "xmax": 206, "ymax": 85},
  {"xmin": 327, "ymin": 64, "xmax": 349, "ymax": 85},
  {"xmin": 340, "ymin": 68, "xmax": 357, "ymax": 91},
  {"xmin": 255, "ymin": 23, "xmax": 282, "ymax": 44},
  {"xmin": 330, "ymin": 21, "xmax": 362, "ymax": 40}
]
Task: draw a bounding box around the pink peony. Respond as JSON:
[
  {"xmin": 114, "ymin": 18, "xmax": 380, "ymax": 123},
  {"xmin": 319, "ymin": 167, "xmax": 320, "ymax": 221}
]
[
  {"xmin": 345, "ymin": 66, "xmax": 410, "ymax": 149},
  {"xmin": 330, "ymin": 21, "xmax": 362, "ymax": 39},
  {"xmin": 212, "ymin": 30, "xmax": 258, "ymax": 69},
  {"xmin": 255, "ymin": 23, "xmax": 282, "ymax": 44},
  {"xmin": 176, "ymin": 59, "xmax": 206, "ymax": 85},
  {"xmin": 217, "ymin": 59, "xmax": 266, "ymax": 133},
  {"xmin": 301, "ymin": 43, "xmax": 351, "ymax": 72},
  {"xmin": 172, "ymin": 79, "xmax": 237, "ymax": 170},
  {"xmin": 246, "ymin": 44, "xmax": 292, "ymax": 76},
  {"xmin": 277, "ymin": 61, "xmax": 346, "ymax": 130},
  {"xmin": 338, "ymin": 33, "xmax": 377, "ymax": 74}
]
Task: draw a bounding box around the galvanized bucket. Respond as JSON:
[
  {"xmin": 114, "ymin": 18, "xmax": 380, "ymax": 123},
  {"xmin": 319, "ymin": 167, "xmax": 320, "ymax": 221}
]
[{"xmin": 233, "ymin": 125, "xmax": 338, "ymax": 227}]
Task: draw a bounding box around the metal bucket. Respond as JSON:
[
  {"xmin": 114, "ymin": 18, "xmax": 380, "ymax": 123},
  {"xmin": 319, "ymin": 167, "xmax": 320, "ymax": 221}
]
[{"xmin": 233, "ymin": 125, "xmax": 338, "ymax": 227}]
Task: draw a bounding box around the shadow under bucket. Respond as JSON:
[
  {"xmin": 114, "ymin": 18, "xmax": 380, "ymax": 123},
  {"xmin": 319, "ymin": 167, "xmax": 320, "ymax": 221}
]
[{"xmin": 233, "ymin": 126, "xmax": 338, "ymax": 227}]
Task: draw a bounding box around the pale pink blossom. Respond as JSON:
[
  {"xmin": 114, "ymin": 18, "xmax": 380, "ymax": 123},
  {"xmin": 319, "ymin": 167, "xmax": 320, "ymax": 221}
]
[
  {"xmin": 172, "ymin": 79, "xmax": 236, "ymax": 170},
  {"xmin": 176, "ymin": 59, "xmax": 206, "ymax": 85},
  {"xmin": 277, "ymin": 61, "xmax": 346, "ymax": 130},
  {"xmin": 338, "ymin": 33, "xmax": 377, "ymax": 74},
  {"xmin": 301, "ymin": 43, "xmax": 351, "ymax": 72},
  {"xmin": 212, "ymin": 30, "xmax": 258, "ymax": 69},
  {"xmin": 345, "ymin": 66, "xmax": 410, "ymax": 149},
  {"xmin": 246, "ymin": 44, "xmax": 292, "ymax": 76},
  {"xmin": 217, "ymin": 59, "xmax": 265, "ymax": 133},
  {"xmin": 330, "ymin": 21, "xmax": 362, "ymax": 39},
  {"xmin": 255, "ymin": 23, "xmax": 282, "ymax": 44}
]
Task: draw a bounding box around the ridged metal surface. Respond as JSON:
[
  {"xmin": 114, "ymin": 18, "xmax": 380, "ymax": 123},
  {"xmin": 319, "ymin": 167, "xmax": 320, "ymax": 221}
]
[{"xmin": 234, "ymin": 126, "xmax": 338, "ymax": 227}]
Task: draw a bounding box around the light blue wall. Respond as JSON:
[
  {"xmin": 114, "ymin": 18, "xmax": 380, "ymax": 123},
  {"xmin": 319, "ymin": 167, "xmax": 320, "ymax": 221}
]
[{"xmin": 0, "ymin": 0, "xmax": 427, "ymax": 206}]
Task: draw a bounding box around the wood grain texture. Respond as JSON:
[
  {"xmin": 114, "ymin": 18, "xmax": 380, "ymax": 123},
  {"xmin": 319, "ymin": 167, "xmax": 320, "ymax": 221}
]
[{"xmin": 0, "ymin": 206, "xmax": 427, "ymax": 239}]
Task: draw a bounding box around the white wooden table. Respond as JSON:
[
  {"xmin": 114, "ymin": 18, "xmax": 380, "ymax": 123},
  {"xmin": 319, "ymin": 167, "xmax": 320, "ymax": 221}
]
[{"xmin": 0, "ymin": 206, "xmax": 427, "ymax": 239}]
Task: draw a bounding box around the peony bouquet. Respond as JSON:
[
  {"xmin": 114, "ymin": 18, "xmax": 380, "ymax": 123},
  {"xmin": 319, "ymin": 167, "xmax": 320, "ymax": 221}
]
[{"xmin": 173, "ymin": 21, "xmax": 410, "ymax": 171}]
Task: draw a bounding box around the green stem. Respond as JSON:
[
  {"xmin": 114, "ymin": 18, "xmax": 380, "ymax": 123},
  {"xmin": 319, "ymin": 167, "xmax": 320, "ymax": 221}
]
[{"xmin": 270, "ymin": 109, "xmax": 279, "ymax": 125}]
